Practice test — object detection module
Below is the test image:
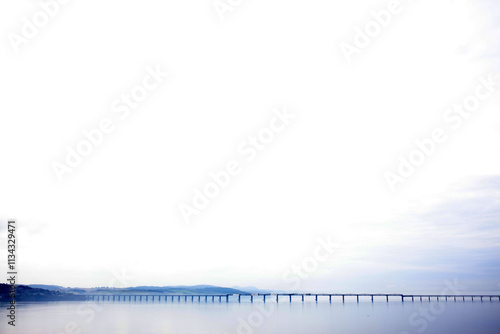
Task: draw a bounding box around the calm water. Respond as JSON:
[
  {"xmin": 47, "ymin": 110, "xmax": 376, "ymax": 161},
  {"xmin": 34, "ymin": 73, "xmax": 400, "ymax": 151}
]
[{"xmin": 2, "ymin": 299, "xmax": 500, "ymax": 333}]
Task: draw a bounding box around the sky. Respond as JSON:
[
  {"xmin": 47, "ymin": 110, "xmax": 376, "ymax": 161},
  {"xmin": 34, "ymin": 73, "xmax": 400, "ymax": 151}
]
[{"xmin": 0, "ymin": 0, "xmax": 499, "ymax": 294}]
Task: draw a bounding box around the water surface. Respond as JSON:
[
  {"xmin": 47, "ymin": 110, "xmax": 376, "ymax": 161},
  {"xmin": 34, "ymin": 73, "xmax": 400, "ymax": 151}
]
[{"xmin": 2, "ymin": 299, "xmax": 499, "ymax": 333}]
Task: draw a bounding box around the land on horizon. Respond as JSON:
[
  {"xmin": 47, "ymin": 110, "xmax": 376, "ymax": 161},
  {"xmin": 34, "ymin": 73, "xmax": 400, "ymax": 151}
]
[{"xmin": 1, "ymin": 284, "xmax": 258, "ymax": 301}]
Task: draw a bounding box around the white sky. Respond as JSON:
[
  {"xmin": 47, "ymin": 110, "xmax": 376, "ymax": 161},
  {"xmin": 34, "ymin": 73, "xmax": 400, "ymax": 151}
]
[{"xmin": 0, "ymin": 0, "xmax": 499, "ymax": 293}]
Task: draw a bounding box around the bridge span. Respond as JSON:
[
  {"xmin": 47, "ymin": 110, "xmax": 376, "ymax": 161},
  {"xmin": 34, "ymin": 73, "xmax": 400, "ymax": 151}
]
[{"xmin": 85, "ymin": 293, "xmax": 500, "ymax": 303}]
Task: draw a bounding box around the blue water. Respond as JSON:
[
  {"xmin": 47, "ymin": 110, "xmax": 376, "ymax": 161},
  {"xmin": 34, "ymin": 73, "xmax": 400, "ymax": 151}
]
[{"xmin": 2, "ymin": 299, "xmax": 500, "ymax": 333}]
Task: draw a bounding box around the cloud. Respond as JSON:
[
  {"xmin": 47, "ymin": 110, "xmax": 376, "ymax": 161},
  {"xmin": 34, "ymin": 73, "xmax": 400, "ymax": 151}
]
[
  {"xmin": 459, "ymin": 0, "xmax": 500, "ymax": 74},
  {"xmin": 350, "ymin": 176, "xmax": 500, "ymax": 290},
  {"xmin": 0, "ymin": 216, "xmax": 48, "ymax": 235}
]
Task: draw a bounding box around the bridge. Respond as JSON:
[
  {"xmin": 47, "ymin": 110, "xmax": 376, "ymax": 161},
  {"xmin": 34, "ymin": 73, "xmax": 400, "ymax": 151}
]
[{"xmin": 85, "ymin": 293, "xmax": 500, "ymax": 303}]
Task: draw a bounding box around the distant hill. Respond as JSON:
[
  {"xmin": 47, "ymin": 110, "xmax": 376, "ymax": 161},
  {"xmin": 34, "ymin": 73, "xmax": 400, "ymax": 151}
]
[
  {"xmin": 232, "ymin": 286, "xmax": 280, "ymax": 294},
  {"xmin": 28, "ymin": 285, "xmax": 87, "ymax": 294},
  {"xmin": 1, "ymin": 284, "xmax": 252, "ymax": 302},
  {"xmin": 27, "ymin": 284, "xmax": 249, "ymax": 295},
  {"xmin": 129, "ymin": 285, "xmax": 247, "ymax": 294},
  {"xmin": 0, "ymin": 284, "xmax": 85, "ymax": 302},
  {"xmin": 28, "ymin": 284, "xmax": 65, "ymax": 291}
]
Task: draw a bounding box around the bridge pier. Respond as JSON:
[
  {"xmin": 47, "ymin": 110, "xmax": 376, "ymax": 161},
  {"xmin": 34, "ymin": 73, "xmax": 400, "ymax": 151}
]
[{"xmin": 81, "ymin": 293, "xmax": 500, "ymax": 306}]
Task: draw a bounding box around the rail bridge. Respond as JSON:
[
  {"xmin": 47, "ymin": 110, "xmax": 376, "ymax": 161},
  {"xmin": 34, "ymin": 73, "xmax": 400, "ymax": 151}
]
[{"xmin": 85, "ymin": 293, "xmax": 500, "ymax": 303}]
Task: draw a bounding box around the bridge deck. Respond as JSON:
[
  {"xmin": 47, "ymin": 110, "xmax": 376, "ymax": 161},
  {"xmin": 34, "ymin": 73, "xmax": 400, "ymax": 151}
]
[{"xmin": 84, "ymin": 293, "xmax": 500, "ymax": 303}]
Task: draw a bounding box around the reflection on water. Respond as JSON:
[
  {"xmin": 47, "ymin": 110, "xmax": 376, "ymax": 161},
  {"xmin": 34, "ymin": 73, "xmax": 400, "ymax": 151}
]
[{"xmin": 1, "ymin": 300, "xmax": 500, "ymax": 334}]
